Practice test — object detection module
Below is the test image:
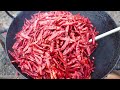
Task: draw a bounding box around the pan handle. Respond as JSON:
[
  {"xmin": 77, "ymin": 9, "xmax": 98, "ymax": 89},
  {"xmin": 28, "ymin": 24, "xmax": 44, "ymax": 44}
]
[
  {"xmin": 0, "ymin": 11, "xmax": 14, "ymax": 49},
  {"xmin": 0, "ymin": 29, "xmax": 7, "ymax": 50},
  {"xmin": 1, "ymin": 11, "xmax": 20, "ymax": 49},
  {"xmin": 5, "ymin": 11, "xmax": 15, "ymax": 19},
  {"xmin": 1, "ymin": 11, "xmax": 18, "ymax": 49}
]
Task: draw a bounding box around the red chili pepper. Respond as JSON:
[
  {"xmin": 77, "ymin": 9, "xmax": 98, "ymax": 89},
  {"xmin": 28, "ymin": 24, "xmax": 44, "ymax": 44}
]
[
  {"xmin": 9, "ymin": 11, "xmax": 98, "ymax": 79},
  {"xmin": 60, "ymin": 37, "xmax": 70, "ymax": 51},
  {"xmin": 63, "ymin": 43, "xmax": 76, "ymax": 55}
]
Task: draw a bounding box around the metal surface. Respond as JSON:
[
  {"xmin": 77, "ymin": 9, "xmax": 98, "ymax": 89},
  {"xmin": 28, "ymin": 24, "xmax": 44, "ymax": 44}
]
[
  {"xmin": 89, "ymin": 27, "xmax": 120, "ymax": 42},
  {"xmin": 4, "ymin": 11, "xmax": 120, "ymax": 79}
]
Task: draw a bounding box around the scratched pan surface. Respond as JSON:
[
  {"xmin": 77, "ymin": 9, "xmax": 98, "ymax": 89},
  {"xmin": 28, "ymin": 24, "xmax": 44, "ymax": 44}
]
[{"xmin": 5, "ymin": 11, "xmax": 120, "ymax": 79}]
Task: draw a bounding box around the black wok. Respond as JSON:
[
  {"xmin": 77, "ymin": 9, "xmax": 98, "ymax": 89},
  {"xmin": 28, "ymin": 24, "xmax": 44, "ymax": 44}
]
[{"xmin": 4, "ymin": 11, "xmax": 120, "ymax": 79}]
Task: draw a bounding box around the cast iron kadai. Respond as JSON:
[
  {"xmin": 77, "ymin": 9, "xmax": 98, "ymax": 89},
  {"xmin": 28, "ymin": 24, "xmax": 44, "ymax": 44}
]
[{"xmin": 0, "ymin": 11, "xmax": 120, "ymax": 79}]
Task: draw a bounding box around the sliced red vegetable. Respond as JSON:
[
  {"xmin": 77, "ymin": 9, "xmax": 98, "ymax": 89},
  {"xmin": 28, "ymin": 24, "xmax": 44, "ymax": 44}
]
[{"xmin": 9, "ymin": 11, "xmax": 98, "ymax": 79}]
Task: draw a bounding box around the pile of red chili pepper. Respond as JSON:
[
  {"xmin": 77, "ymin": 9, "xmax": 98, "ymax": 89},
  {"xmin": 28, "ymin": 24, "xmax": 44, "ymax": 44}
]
[{"xmin": 9, "ymin": 11, "xmax": 98, "ymax": 79}]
